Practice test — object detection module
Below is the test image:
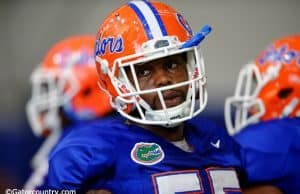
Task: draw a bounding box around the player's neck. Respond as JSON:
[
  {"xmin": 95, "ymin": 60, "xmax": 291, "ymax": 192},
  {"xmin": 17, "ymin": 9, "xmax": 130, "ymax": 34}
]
[{"xmin": 126, "ymin": 120, "xmax": 184, "ymax": 142}]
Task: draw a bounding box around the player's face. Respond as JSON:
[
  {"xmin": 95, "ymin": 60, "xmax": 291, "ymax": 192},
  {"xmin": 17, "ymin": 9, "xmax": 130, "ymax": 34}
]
[{"xmin": 126, "ymin": 53, "xmax": 188, "ymax": 110}]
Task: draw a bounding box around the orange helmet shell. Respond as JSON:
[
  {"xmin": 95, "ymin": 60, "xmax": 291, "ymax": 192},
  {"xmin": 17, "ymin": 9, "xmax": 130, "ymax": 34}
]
[
  {"xmin": 255, "ymin": 35, "xmax": 300, "ymax": 120},
  {"xmin": 42, "ymin": 35, "xmax": 112, "ymax": 118}
]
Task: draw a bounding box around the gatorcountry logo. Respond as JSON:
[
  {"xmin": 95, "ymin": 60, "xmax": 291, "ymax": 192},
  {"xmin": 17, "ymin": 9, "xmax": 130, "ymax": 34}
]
[{"xmin": 131, "ymin": 142, "xmax": 164, "ymax": 165}]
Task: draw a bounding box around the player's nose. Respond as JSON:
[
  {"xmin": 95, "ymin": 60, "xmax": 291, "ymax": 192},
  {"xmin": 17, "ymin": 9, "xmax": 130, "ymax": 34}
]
[{"xmin": 154, "ymin": 68, "xmax": 173, "ymax": 88}]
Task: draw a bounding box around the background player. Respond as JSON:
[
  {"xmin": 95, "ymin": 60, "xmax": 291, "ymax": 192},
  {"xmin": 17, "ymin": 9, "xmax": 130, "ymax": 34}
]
[
  {"xmin": 225, "ymin": 35, "xmax": 300, "ymax": 194},
  {"xmin": 24, "ymin": 35, "xmax": 113, "ymax": 189}
]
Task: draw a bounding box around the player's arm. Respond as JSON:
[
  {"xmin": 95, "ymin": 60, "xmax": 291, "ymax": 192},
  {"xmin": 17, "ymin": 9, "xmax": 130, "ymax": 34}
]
[
  {"xmin": 43, "ymin": 145, "xmax": 92, "ymax": 191},
  {"xmin": 43, "ymin": 137, "xmax": 114, "ymax": 192},
  {"xmin": 242, "ymin": 185, "xmax": 283, "ymax": 194}
]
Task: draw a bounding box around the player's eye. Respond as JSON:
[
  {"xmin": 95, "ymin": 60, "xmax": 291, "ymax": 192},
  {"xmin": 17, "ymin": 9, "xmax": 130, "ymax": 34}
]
[
  {"xmin": 134, "ymin": 63, "xmax": 152, "ymax": 79},
  {"xmin": 166, "ymin": 62, "xmax": 178, "ymax": 70},
  {"xmin": 164, "ymin": 54, "xmax": 186, "ymax": 72},
  {"xmin": 136, "ymin": 68, "xmax": 151, "ymax": 78}
]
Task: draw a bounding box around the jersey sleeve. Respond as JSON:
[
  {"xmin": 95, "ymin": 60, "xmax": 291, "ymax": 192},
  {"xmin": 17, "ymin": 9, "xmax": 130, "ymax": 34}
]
[
  {"xmin": 235, "ymin": 118, "xmax": 300, "ymax": 193},
  {"xmin": 41, "ymin": 122, "xmax": 116, "ymax": 192},
  {"xmin": 44, "ymin": 145, "xmax": 93, "ymax": 190},
  {"xmin": 234, "ymin": 122, "xmax": 289, "ymax": 186}
]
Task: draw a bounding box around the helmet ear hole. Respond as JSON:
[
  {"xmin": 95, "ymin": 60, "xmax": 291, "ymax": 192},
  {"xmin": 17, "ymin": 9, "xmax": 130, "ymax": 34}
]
[
  {"xmin": 278, "ymin": 88, "xmax": 293, "ymax": 99},
  {"xmin": 82, "ymin": 87, "xmax": 92, "ymax": 97}
]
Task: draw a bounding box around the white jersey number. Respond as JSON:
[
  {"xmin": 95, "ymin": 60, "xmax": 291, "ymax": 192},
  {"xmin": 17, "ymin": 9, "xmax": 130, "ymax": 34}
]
[{"xmin": 152, "ymin": 168, "xmax": 240, "ymax": 194}]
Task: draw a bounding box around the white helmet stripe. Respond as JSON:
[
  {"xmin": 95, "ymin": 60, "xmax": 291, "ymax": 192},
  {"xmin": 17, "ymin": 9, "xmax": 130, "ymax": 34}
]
[{"xmin": 129, "ymin": 1, "xmax": 166, "ymax": 39}]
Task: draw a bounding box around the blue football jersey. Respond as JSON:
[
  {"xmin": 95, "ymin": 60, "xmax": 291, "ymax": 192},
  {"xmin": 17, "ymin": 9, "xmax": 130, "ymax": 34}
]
[
  {"xmin": 43, "ymin": 115, "xmax": 243, "ymax": 193},
  {"xmin": 234, "ymin": 118, "xmax": 300, "ymax": 194}
]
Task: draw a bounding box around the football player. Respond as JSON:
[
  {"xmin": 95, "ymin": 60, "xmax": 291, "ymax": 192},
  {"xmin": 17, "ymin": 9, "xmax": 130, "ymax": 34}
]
[
  {"xmin": 44, "ymin": 1, "xmax": 245, "ymax": 193},
  {"xmin": 225, "ymin": 35, "xmax": 300, "ymax": 194},
  {"xmin": 24, "ymin": 35, "xmax": 113, "ymax": 189}
]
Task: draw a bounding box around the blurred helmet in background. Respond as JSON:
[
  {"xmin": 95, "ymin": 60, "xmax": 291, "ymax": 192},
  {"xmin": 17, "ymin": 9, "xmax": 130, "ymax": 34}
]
[
  {"xmin": 225, "ymin": 35, "xmax": 300, "ymax": 135},
  {"xmin": 27, "ymin": 35, "xmax": 113, "ymax": 137}
]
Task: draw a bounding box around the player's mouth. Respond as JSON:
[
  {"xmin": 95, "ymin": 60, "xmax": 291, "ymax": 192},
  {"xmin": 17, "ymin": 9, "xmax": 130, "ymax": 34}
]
[{"xmin": 162, "ymin": 90, "xmax": 184, "ymax": 108}]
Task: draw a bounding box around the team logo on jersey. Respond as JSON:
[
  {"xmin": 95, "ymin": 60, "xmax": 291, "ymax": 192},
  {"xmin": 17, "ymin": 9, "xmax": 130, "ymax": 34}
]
[{"xmin": 131, "ymin": 142, "xmax": 164, "ymax": 165}]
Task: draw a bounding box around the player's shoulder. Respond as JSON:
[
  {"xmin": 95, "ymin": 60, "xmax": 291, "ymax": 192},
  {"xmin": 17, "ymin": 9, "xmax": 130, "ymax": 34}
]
[
  {"xmin": 66, "ymin": 113, "xmax": 125, "ymax": 137},
  {"xmin": 234, "ymin": 118, "xmax": 300, "ymax": 152},
  {"xmin": 237, "ymin": 117, "xmax": 300, "ymax": 134},
  {"xmin": 235, "ymin": 118, "xmax": 300, "ymax": 186},
  {"xmin": 187, "ymin": 116, "xmax": 240, "ymax": 152},
  {"xmin": 52, "ymin": 114, "xmax": 125, "ymax": 154},
  {"xmin": 186, "ymin": 116, "xmax": 229, "ymax": 138},
  {"xmin": 45, "ymin": 116, "xmax": 122, "ymax": 191},
  {"xmin": 73, "ymin": 113, "xmax": 125, "ymax": 130},
  {"xmin": 187, "ymin": 115, "xmax": 219, "ymax": 126}
]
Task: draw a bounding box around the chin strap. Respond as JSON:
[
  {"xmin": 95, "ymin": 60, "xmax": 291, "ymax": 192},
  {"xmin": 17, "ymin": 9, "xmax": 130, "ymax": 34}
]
[{"xmin": 144, "ymin": 101, "xmax": 191, "ymax": 128}]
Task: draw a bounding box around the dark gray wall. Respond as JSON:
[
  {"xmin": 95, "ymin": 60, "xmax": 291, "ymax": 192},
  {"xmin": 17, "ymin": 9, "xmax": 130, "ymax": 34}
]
[{"xmin": 1, "ymin": 0, "xmax": 300, "ymax": 131}]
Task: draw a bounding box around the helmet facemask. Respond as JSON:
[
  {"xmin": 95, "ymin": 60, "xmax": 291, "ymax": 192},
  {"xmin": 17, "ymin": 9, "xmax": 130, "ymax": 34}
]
[
  {"xmin": 26, "ymin": 67, "xmax": 79, "ymax": 136},
  {"xmin": 225, "ymin": 63, "xmax": 267, "ymax": 135},
  {"xmin": 97, "ymin": 36, "xmax": 207, "ymax": 127}
]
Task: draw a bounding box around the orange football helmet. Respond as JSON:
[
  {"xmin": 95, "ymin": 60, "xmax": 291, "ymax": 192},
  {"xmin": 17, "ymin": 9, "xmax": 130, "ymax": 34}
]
[
  {"xmin": 225, "ymin": 35, "xmax": 300, "ymax": 135},
  {"xmin": 95, "ymin": 0, "xmax": 210, "ymax": 127},
  {"xmin": 26, "ymin": 35, "xmax": 113, "ymax": 137}
]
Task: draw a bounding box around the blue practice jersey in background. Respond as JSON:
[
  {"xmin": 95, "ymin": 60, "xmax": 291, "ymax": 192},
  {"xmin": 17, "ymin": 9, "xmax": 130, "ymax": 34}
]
[
  {"xmin": 234, "ymin": 117, "xmax": 300, "ymax": 194},
  {"xmin": 43, "ymin": 115, "xmax": 243, "ymax": 193}
]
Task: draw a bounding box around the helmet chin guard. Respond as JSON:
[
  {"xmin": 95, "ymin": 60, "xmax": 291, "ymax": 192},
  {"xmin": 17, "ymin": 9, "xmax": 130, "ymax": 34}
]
[{"xmin": 145, "ymin": 101, "xmax": 192, "ymax": 128}]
